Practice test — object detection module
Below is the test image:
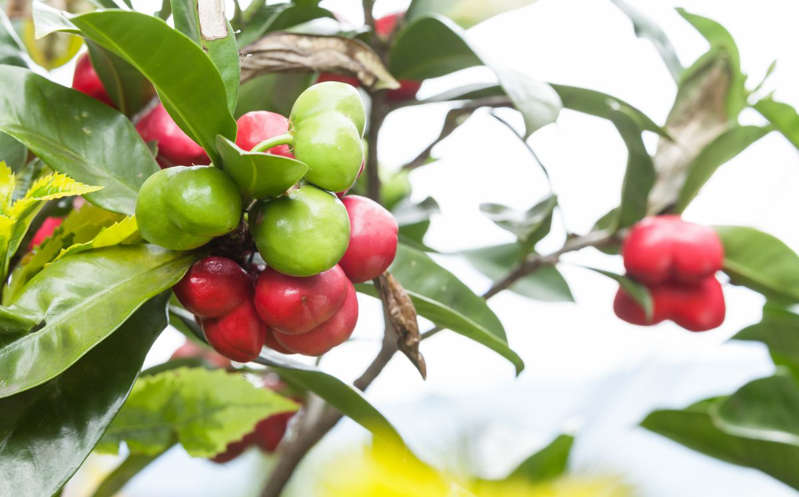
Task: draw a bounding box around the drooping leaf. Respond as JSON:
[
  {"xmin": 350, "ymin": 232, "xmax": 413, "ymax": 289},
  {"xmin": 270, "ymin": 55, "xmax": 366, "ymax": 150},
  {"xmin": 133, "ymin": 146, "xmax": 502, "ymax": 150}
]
[
  {"xmin": 0, "ymin": 245, "xmax": 195, "ymax": 398},
  {"xmin": 585, "ymin": 266, "xmax": 652, "ymax": 319},
  {"xmin": 407, "ymin": 0, "xmax": 537, "ymax": 28},
  {"xmin": 461, "ymin": 243, "xmax": 573, "ymax": 302},
  {"xmin": 614, "ymin": 112, "xmax": 656, "ymax": 228},
  {"xmin": 97, "ymin": 368, "xmax": 298, "ymax": 457},
  {"xmin": 488, "ymin": 65, "xmax": 561, "ymax": 137},
  {"xmin": 0, "ymin": 65, "xmax": 159, "ymax": 214},
  {"xmin": 479, "ymin": 195, "xmax": 556, "ymax": 250},
  {"xmin": 715, "ymin": 226, "xmax": 799, "ymax": 302},
  {"xmin": 23, "ymin": 18, "xmax": 83, "ymax": 70},
  {"xmin": 735, "ymin": 304, "xmax": 799, "ymax": 375},
  {"xmin": 754, "ymin": 97, "xmax": 799, "ymax": 150},
  {"xmin": 0, "ymin": 293, "xmax": 168, "ymax": 497},
  {"xmin": 86, "ymin": 41, "xmax": 155, "ymax": 117}
]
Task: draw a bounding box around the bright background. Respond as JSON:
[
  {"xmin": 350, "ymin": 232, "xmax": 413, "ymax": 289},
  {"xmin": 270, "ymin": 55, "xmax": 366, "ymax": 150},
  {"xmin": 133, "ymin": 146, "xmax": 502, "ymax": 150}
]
[{"xmin": 62, "ymin": 0, "xmax": 799, "ymax": 495}]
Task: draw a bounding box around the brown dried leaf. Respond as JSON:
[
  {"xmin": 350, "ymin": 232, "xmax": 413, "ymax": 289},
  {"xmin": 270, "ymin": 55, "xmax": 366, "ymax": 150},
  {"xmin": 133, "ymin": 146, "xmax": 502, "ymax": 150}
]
[
  {"xmin": 239, "ymin": 32, "xmax": 400, "ymax": 90},
  {"xmin": 376, "ymin": 272, "xmax": 426, "ymax": 379}
]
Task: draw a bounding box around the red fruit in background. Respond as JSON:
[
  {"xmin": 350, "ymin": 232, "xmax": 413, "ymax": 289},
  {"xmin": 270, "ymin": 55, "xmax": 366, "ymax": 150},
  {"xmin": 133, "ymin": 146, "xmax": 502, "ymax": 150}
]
[
  {"xmin": 170, "ymin": 339, "xmax": 232, "ymax": 369},
  {"xmin": 136, "ymin": 103, "xmax": 210, "ymax": 167},
  {"xmin": 375, "ymin": 12, "xmax": 402, "ymax": 38},
  {"xmin": 263, "ymin": 328, "xmax": 295, "ymax": 354},
  {"xmin": 72, "ymin": 53, "xmax": 114, "ymax": 107},
  {"xmin": 174, "ymin": 257, "xmax": 252, "ymax": 318},
  {"xmin": 316, "ymin": 73, "xmax": 361, "ymax": 88},
  {"xmin": 254, "ymin": 411, "xmax": 295, "ymax": 452},
  {"xmin": 338, "ymin": 195, "xmax": 398, "ymax": 283},
  {"xmin": 203, "ymin": 300, "xmax": 267, "ymax": 362},
  {"xmin": 235, "ymin": 111, "xmax": 294, "ymax": 158},
  {"xmin": 29, "ymin": 217, "xmax": 63, "ymax": 250},
  {"xmin": 613, "ymin": 277, "xmax": 725, "ymax": 332},
  {"xmin": 274, "ymin": 283, "xmax": 358, "ymax": 356},
  {"xmin": 622, "ymin": 215, "xmax": 724, "ymax": 285},
  {"xmin": 253, "ymin": 266, "xmax": 349, "ymax": 335}
]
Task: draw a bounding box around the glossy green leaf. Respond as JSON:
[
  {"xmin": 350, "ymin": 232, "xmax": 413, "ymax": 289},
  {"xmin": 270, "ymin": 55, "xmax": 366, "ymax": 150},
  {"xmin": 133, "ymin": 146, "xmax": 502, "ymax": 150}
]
[
  {"xmin": 614, "ymin": 112, "xmax": 655, "ymax": 228},
  {"xmin": 675, "ymin": 125, "xmax": 770, "ymax": 212},
  {"xmin": 0, "ymin": 11, "xmax": 27, "ymax": 68},
  {"xmin": 216, "ymin": 135, "xmax": 309, "ymax": 199},
  {"xmin": 755, "ymin": 98, "xmax": 799, "ymax": 150},
  {"xmin": 735, "ymin": 304, "xmax": 799, "ymax": 375},
  {"xmin": 86, "ymin": 41, "xmax": 155, "ymax": 117},
  {"xmin": 407, "ymin": 0, "xmax": 536, "ymax": 28},
  {"xmin": 0, "ymin": 65, "xmax": 158, "ymax": 214},
  {"xmin": 0, "ymin": 245, "xmax": 195, "ymax": 398},
  {"xmin": 0, "ymin": 132, "xmax": 27, "ymax": 172},
  {"xmin": 507, "ymin": 433, "xmax": 574, "ymax": 482},
  {"xmin": 480, "ymin": 195, "xmax": 556, "ymax": 249},
  {"xmin": 586, "ymin": 266, "xmax": 653, "ymax": 319},
  {"xmin": 97, "ymin": 368, "xmax": 298, "ymax": 457},
  {"xmin": 642, "ymin": 398, "xmax": 799, "ymax": 490},
  {"xmin": 0, "ymin": 293, "xmax": 168, "ymax": 497},
  {"xmin": 54, "ymin": 215, "xmax": 138, "ymax": 260},
  {"xmin": 170, "ymin": 0, "xmax": 201, "ymax": 41},
  {"xmin": 715, "ymin": 226, "xmax": 799, "ymax": 302},
  {"xmin": 361, "ymin": 244, "xmax": 524, "ymax": 374},
  {"xmin": 69, "ymin": 10, "xmax": 237, "ymax": 164},
  {"xmin": 461, "ymin": 243, "xmax": 573, "ymax": 302},
  {"xmin": 236, "ymin": 72, "xmax": 314, "ymax": 118}
]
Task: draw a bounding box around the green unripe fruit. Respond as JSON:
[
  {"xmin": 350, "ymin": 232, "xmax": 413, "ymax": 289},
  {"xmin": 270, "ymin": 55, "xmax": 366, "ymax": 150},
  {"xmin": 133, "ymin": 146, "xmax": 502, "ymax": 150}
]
[
  {"xmin": 165, "ymin": 166, "xmax": 242, "ymax": 237},
  {"xmin": 252, "ymin": 185, "xmax": 350, "ymax": 277},
  {"xmin": 290, "ymin": 82, "xmax": 366, "ymax": 136},
  {"xmin": 293, "ymin": 111, "xmax": 364, "ymax": 192},
  {"xmin": 135, "ymin": 168, "xmax": 210, "ymax": 250}
]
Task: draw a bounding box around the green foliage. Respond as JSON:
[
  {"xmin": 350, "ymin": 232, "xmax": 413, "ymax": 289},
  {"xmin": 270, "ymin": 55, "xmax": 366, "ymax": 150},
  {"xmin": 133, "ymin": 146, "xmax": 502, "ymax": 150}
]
[
  {"xmin": 613, "ymin": 112, "xmax": 656, "ymax": 228},
  {"xmin": 216, "ymin": 135, "xmax": 309, "ymax": 198},
  {"xmin": 0, "ymin": 294, "xmax": 168, "ymax": 497},
  {"xmin": 0, "ymin": 10, "xmax": 28, "ymax": 68},
  {"xmin": 479, "ymin": 195, "xmax": 556, "ymax": 252},
  {"xmin": 86, "ymin": 41, "xmax": 155, "ymax": 117},
  {"xmin": 586, "ymin": 267, "xmax": 653, "ymax": 320},
  {"xmin": 735, "ymin": 304, "xmax": 799, "ymax": 376},
  {"xmin": 507, "ymin": 434, "xmax": 574, "ymax": 482},
  {"xmin": 755, "ymin": 97, "xmax": 799, "ymax": 150},
  {"xmin": 97, "ymin": 367, "xmax": 298, "ymax": 457}
]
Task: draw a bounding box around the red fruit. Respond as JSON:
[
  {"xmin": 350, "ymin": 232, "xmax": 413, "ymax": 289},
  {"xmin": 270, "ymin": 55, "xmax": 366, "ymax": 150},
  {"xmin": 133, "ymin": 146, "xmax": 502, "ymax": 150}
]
[
  {"xmin": 136, "ymin": 103, "xmax": 210, "ymax": 167},
  {"xmin": 170, "ymin": 339, "xmax": 232, "ymax": 369},
  {"xmin": 203, "ymin": 300, "xmax": 267, "ymax": 362},
  {"xmin": 211, "ymin": 432, "xmax": 257, "ymax": 463},
  {"xmin": 72, "ymin": 53, "xmax": 114, "ymax": 107},
  {"xmin": 235, "ymin": 111, "xmax": 294, "ymax": 157},
  {"xmin": 375, "ymin": 12, "xmax": 402, "ymax": 38},
  {"xmin": 253, "ymin": 266, "xmax": 349, "ymax": 335},
  {"xmin": 174, "ymin": 257, "xmax": 252, "ymax": 318},
  {"xmin": 274, "ymin": 283, "xmax": 358, "ymax": 356},
  {"xmin": 253, "ymin": 411, "xmax": 295, "ymax": 452},
  {"xmin": 29, "ymin": 217, "xmax": 63, "ymax": 250},
  {"xmin": 622, "ymin": 215, "xmax": 724, "ymax": 285},
  {"xmin": 613, "ymin": 277, "xmax": 726, "ymax": 332},
  {"xmin": 338, "ymin": 195, "xmax": 398, "ymax": 283},
  {"xmin": 263, "ymin": 328, "xmax": 295, "ymax": 354}
]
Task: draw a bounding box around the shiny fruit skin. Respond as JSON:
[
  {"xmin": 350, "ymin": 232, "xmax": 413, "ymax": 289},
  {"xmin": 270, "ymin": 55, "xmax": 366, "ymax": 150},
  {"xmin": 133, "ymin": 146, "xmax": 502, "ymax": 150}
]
[
  {"xmin": 252, "ymin": 185, "xmax": 350, "ymax": 277},
  {"xmin": 72, "ymin": 53, "xmax": 114, "ymax": 107},
  {"xmin": 173, "ymin": 257, "xmax": 251, "ymax": 318},
  {"xmin": 235, "ymin": 111, "xmax": 293, "ymax": 157},
  {"xmin": 135, "ymin": 168, "xmax": 210, "ymax": 250},
  {"xmin": 165, "ymin": 166, "xmax": 242, "ymax": 237},
  {"xmin": 292, "ymin": 111, "xmax": 364, "ymax": 192},
  {"xmin": 28, "ymin": 217, "xmax": 63, "ymax": 250},
  {"xmin": 274, "ymin": 283, "xmax": 358, "ymax": 355},
  {"xmin": 622, "ymin": 215, "xmax": 724, "ymax": 285},
  {"xmin": 338, "ymin": 196, "xmax": 398, "ymax": 283},
  {"xmin": 136, "ymin": 103, "xmax": 209, "ymax": 167},
  {"xmin": 253, "ymin": 265, "xmax": 349, "ymax": 334},
  {"xmin": 263, "ymin": 328, "xmax": 295, "ymax": 354},
  {"xmin": 202, "ymin": 300, "xmax": 266, "ymax": 362},
  {"xmin": 171, "ymin": 339, "xmax": 232, "ymax": 369},
  {"xmin": 290, "ymin": 81, "xmax": 366, "ymax": 136}
]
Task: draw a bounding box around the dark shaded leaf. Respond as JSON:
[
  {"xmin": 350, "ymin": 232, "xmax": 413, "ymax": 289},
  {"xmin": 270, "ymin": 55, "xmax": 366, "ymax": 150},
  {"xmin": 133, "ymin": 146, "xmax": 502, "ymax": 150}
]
[
  {"xmin": 586, "ymin": 266, "xmax": 652, "ymax": 319},
  {"xmin": 86, "ymin": 41, "xmax": 155, "ymax": 117},
  {"xmin": 614, "ymin": 112, "xmax": 655, "ymax": 228}
]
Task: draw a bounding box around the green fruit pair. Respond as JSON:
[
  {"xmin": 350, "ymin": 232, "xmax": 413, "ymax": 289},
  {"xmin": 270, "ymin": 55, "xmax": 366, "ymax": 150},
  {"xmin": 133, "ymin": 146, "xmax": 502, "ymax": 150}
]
[
  {"xmin": 136, "ymin": 166, "xmax": 242, "ymax": 250},
  {"xmin": 251, "ymin": 185, "xmax": 349, "ymax": 277},
  {"xmin": 290, "ymin": 82, "xmax": 365, "ymax": 193}
]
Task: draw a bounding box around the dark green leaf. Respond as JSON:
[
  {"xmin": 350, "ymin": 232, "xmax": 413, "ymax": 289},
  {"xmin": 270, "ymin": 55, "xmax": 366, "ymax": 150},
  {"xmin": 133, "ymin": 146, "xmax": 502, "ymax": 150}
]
[
  {"xmin": 586, "ymin": 266, "xmax": 652, "ymax": 319},
  {"xmin": 170, "ymin": 0, "xmax": 201, "ymax": 41},
  {"xmin": 675, "ymin": 125, "xmax": 770, "ymax": 212},
  {"xmin": 507, "ymin": 434, "xmax": 574, "ymax": 482},
  {"xmin": 614, "ymin": 112, "xmax": 656, "ymax": 228},
  {"xmin": 206, "ymin": 22, "xmax": 240, "ymax": 115},
  {"xmin": 0, "ymin": 133, "xmax": 27, "ymax": 172},
  {"xmin": 0, "ymin": 65, "xmax": 158, "ymax": 215},
  {"xmin": 755, "ymin": 97, "xmax": 799, "ymax": 150},
  {"xmin": 407, "ymin": 0, "xmax": 536, "ymax": 28},
  {"xmin": 86, "ymin": 41, "xmax": 155, "ymax": 117},
  {"xmin": 216, "ymin": 135, "xmax": 308, "ymax": 199},
  {"xmin": 461, "ymin": 243, "xmax": 573, "ymax": 302},
  {"xmin": 479, "ymin": 195, "xmax": 556, "ymax": 249},
  {"xmin": 0, "ymin": 245, "xmax": 195, "ymax": 398},
  {"xmin": 0, "ymin": 293, "xmax": 168, "ymax": 497},
  {"xmin": 735, "ymin": 304, "xmax": 799, "ymax": 375},
  {"xmin": 0, "ymin": 11, "xmax": 27, "ymax": 68},
  {"xmin": 642, "ymin": 398, "xmax": 799, "ymax": 490},
  {"xmin": 715, "ymin": 226, "xmax": 799, "ymax": 302}
]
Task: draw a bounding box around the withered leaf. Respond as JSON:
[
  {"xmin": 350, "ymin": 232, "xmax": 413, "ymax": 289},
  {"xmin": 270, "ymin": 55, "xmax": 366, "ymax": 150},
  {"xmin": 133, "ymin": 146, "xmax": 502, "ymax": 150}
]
[{"xmin": 376, "ymin": 272, "xmax": 426, "ymax": 379}]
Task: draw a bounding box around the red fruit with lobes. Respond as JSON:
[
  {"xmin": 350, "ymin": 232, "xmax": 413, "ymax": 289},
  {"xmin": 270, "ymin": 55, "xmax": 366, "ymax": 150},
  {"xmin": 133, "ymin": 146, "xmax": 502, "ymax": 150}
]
[
  {"xmin": 274, "ymin": 283, "xmax": 358, "ymax": 356},
  {"xmin": 235, "ymin": 111, "xmax": 294, "ymax": 157},
  {"xmin": 174, "ymin": 257, "xmax": 252, "ymax": 318},
  {"xmin": 338, "ymin": 195, "xmax": 398, "ymax": 283},
  {"xmin": 71, "ymin": 53, "xmax": 114, "ymax": 107},
  {"xmin": 613, "ymin": 276, "xmax": 725, "ymax": 331},
  {"xmin": 622, "ymin": 215, "xmax": 724, "ymax": 285},
  {"xmin": 136, "ymin": 102, "xmax": 209, "ymax": 167},
  {"xmin": 253, "ymin": 266, "xmax": 350, "ymax": 335},
  {"xmin": 202, "ymin": 300, "xmax": 267, "ymax": 362},
  {"xmin": 263, "ymin": 328, "xmax": 295, "ymax": 354}
]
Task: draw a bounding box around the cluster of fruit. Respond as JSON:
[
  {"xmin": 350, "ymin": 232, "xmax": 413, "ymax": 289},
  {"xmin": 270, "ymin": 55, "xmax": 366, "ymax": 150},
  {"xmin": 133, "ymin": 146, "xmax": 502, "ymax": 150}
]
[{"xmin": 614, "ymin": 215, "xmax": 726, "ymax": 331}]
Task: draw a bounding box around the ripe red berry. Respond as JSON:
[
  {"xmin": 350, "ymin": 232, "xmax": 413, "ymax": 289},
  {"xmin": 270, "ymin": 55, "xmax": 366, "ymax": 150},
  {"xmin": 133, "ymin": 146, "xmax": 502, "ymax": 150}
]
[
  {"xmin": 338, "ymin": 195, "xmax": 398, "ymax": 283},
  {"xmin": 202, "ymin": 300, "xmax": 267, "ymax": 362},
  {"xmin": 613, "ymin": 276, "xmax": 725, "ymax": 332},
  {"xmin": 235, "ymin": 111, "xmax": 294, "ymax": 157},
  {"xmin": 136, "ymin": 102, "xmax": 210, "ymax": 167},
  {"xmin": 174, "ymin": 257, "xmax": 252, "ymax": 318},
  {"xmin": 273, "ymin": 283, "xmax": 358, "ymax": 356},
  {"xmin": 72, "ymin": 53, "xmax": 114, "ymax": 107},
  {"xmin": 253, "ymin": 411, "xmax": 295, "ymax": 452},
  {"xmin": 253, "ymin": 266, "xmax": 349, "ymax": 335},
  {"xmin": 170, "ymin": 339, "xmax": 232, "ymax": 369},
  {"xmin": 28, "ymin": 217, "xmax": 63, "ymax": 250},
  {"xmin": 622, "ymin": 215, "xmax": 724, "ymax": 285},
  {"xmin": 263, "ymin": 328, "xmax": 295, "ymax": 354}
]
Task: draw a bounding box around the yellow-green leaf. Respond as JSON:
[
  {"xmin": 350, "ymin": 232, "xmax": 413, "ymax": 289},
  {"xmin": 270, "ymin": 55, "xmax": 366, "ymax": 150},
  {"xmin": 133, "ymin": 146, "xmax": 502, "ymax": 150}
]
[{"xmin": 55, "ymin": 216, "xmax": 138, "ymax": 261}]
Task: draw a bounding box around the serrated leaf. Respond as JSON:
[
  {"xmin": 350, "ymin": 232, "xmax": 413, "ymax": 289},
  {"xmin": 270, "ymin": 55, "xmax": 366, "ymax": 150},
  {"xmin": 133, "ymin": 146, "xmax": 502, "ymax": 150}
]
[
  {"xmin": 585, "ymin": 266, "xmax": 653, "ymax": 319},
  {"xmin": 55, "ymin": 215, "xmax": 138, "ymax": 261},
  {"xmin": 98, "ymin": 368, "xmax": 298, "ymax": 457},
  {"xmin": 0, "ymin": 161, "xmax": 14, "ymax": 213},
  {"xmin": 21, "ymin": 171, "xmax": 102, "ymax": 202}
]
